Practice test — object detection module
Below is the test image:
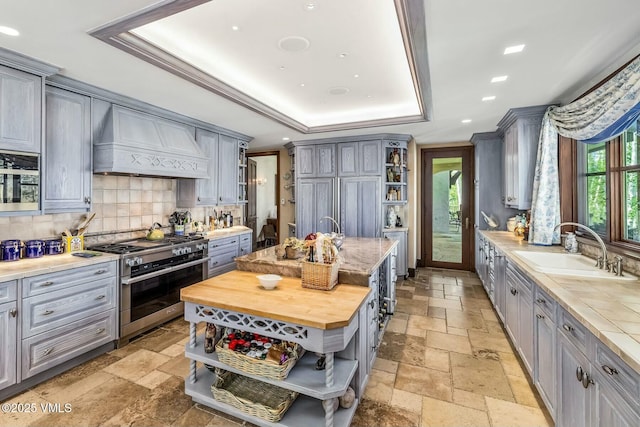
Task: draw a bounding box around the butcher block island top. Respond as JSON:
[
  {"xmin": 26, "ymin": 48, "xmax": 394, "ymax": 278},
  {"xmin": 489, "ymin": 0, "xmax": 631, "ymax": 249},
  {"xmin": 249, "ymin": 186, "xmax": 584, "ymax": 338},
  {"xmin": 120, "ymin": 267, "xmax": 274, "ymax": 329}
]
[
  {"xmin": 180, "ymin": 270, "xmax": 370, "ymax": 329},
  {"xmin": 235, "ymin": 237, "xmax": 398, "ymax": 286}
]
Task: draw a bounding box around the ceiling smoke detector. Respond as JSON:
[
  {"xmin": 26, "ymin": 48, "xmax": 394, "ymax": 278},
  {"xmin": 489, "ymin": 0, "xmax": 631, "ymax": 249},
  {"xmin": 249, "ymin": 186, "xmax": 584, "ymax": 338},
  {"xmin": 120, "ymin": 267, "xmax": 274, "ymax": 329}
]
[
  {"xmin": 328, "ymin": 87, "xmax": 350, "ymax": 95},
  {"xmin": 278, "ymin": 36, "xmax": 310, "ymax": 52}
]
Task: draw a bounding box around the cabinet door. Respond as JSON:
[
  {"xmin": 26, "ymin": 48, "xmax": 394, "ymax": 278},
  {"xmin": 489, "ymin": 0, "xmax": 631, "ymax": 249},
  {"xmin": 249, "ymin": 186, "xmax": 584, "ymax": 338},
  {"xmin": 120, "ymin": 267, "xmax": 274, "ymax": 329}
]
[
  {"xmin": 195, "ymin": 129, "xmax": 219, "ymax": 205},
  {"xmin": 535, "ymin": 306, "xmax": 556, "ymax": 417},
  {"xmin": 518, "ymin": 286, "xmax": 534, "ymax": 375},
  {"xmin": 217, "ymin": 134, "xmax": 238, "ymax": 204},
  {"xmin": 0, "ymin": 301, "xmax": 17, "ymax": 391},
  {"xmin": 359, "ymin": 140, "xmax": 381, "ymax": 175},
  {"xmin": 595, "ymin": 376, "xmax": 640, "ymax": 427},
  {"xmin": 316, "ymin": 144, "xmax": 336, "ymax": 177},
  {"xmin": 297, "ymin": 146, "xmax": 315, "ymax": 177},
  {"xmin": 493, "ymin": 251, "xmax": 507, "ymax": 322},
  {"xmin": 503, "ymin": 125, "xmax": 517, "ymax": 207},
  {"xmin": 383, "ymin": 230, "xmax": 407, "ymax": 279},
  {"xmin": 0, "ymin": 65, "xmax": 41, "ymax": 153},
  {"xmin": 337, "ymin": 142, "xmax": 357, "ymax": 176},
  {"xmin": 43, "ymin": 86, "xmax": 91, "ymax": 212},
  {"xmin": 297, "ymin": 178, "xmax": 334, "ymax": 238},
  {"xmin": 504, "ymin": 268, "xmax": 519, "ymax": 344},
  {"xmin": 556, "ymin": 332, "xmax": 593, "ymax": 427},
  {"xmin": 340, "ymin": 177, "xmax": 380, "ymax": 238}
]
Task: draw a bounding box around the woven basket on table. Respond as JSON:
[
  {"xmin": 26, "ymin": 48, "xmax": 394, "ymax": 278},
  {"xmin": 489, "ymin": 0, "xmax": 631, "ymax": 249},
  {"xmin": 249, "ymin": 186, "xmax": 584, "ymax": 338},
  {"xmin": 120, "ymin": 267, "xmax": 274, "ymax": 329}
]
[
  {"xmin": 301, "ymin": 260, "xmax": 339, "ymax": 290},
  {"xmin": 211, "ymin": 369, "xmax": 298, "ymax": 422},
  {"xmin": 215, "ymin": 339, "xmax": 303, "ymax": 380}
]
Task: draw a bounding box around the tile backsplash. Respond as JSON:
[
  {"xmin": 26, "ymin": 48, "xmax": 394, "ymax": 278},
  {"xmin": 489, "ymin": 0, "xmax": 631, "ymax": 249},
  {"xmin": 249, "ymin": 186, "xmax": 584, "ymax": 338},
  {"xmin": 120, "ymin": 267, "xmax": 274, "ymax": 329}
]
[
  {"xmin": 577, "ymin": 237, "xmax": 640, "ymax": 277},
  {"xmin": 0, "ymin": 175, "xmax": 244, "ymax": 245}
]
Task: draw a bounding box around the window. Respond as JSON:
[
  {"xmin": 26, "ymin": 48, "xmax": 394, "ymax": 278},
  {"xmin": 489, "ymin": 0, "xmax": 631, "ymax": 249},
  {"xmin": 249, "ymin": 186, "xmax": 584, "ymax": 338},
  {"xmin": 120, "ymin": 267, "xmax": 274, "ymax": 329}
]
[{"xmin": 578, "ymin": 119, "xmax": 640, "ymax": 245}]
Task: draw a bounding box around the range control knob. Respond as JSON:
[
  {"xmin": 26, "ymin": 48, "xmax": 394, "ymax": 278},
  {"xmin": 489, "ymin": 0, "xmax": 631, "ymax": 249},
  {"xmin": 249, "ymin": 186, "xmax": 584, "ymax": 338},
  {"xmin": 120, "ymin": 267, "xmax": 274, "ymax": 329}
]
[
  {"xmin": 196, "ymin": 243, "xmax": 206, "ymax": 251},
  {"xmin": 185, "ymin": 246, "xmax": 192, "ymax": 254},
  {"xmin": 172, "ymin": 248, "xmax": 182, "ymax": 256}
]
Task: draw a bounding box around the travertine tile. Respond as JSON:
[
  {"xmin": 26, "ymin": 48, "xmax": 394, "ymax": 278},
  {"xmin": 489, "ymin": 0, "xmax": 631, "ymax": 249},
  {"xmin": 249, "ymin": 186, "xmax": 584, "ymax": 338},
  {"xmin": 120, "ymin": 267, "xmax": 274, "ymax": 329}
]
[
  {"xmin": 400, "ymin": 335, "xmax": 427, "ymax": 366},
  {"xmin": 480, "ymin": 308, "xmax": 499, "ymax": 322},
  {"xmin": 405, "ymin": 326, "xmax": 427, "ymax": 337},
  {"xmin": 103, "ymin": 349, "xmax": 172, "ymax": 382},
  {"xmin": 390, "ymin": 389, "xmax": 423, "ymax": 414},
  {"xmin": 363, "ymin": 369, "xmax": 395, "ymax": 403},
  {"xmin": 468, "ymin": 329, "xmax": 513, "ymax": 353},
  {"xmin": 452, "ymin": 388, "xmax": 487, "ymax": 411},
  {"xmin": 450, "ymin": 352, "xmax": 514, "ymax": 401},
  {"xmin": 446, "ymin": 309, "xmax": 486, "ymax": 331},
  {"xmin": 136, "ymin": 370, "xmax": 173, "ymax": 389},
  {"xmin": 485, "ymin": 396, "xmax": 553, "ymax": 427},
  {"xmin": 429, "ymin": 297, "xmax": 462, "ymax": 311},
  {"xmin": 395, "ymin": 363, "xmax": 452, "ymax": 401},
  {"xmin": 373, "ymin": 357, "xmax": 399, "ymax": 374},
  {"xmin": 427, "ymin": 306, "xmax": 447, "ymax": 319},
  {"xmin": 1, "ymin": 390, "xmax": 50, "ymax": 427},
  {"xmin": 426, "ymin": 331, "xmax": 472, "ymax": 354},
  {"xmin": 161, "ymin": 343, "xmax": 187, "ymax": 358},
  {"xmin": 408, "ymin": 314, "xmax": 447, "ymax": 333},
  {"xmin": 447, "ymin": 326, "xmax": 468, "ymax": 336},
  {"xmin": 157, "ymin": 354, "xmax": 192, "ymax": 377},
  {"xmin": 36, "ymin": 371, "xmax": 114, "ymax": 403},
  {"xmin": 508, "ymin": 374, "xmax": 541, "ymax": 407},
  {"xmin": 423, "ymin": 346, "xmax": 450, "ymax": 372},
  {"xmin": 499, "ymin": 351, "xmax": 528, "ymax": 378},
  {"xmin": 351, "ymin": 398, "xmax": 420, "ymax": 427},
  {"xmin": 100, "ymin": 407, "xmax": 162, "ymax": 427},
  {"xmin": 377, "ymin": 331, "xmax": 406, "ymax": 362},
  {"xmin": 421, "ymin": 396, "xmax": 491, "ymax": 427},
  {"xmin": 386, "ymin": 316, "xmax": 408, "ymax": 333},
  {"xmin": 129, "ymin": 376, "xmax": 194, "ymax": 424}
]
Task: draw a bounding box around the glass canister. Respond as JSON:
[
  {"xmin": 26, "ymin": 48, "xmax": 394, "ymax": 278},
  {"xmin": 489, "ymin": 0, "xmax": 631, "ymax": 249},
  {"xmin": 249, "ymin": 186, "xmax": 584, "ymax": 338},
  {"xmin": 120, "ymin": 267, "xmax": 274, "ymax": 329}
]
[
  {"xmin": 25, "ymin": 240, "xmax": 44, "ymax": 258},
  {"xmin": 1, "ymin": 240, "xmax": 21, "ymax": 261}
]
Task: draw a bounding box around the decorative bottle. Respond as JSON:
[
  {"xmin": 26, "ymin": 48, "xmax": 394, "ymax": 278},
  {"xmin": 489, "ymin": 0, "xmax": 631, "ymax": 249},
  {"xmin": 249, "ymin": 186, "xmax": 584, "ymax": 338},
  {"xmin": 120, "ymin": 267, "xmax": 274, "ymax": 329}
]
[{"xmin": 204, "ymin": 323, "xmax": 216, "ymax": 353}]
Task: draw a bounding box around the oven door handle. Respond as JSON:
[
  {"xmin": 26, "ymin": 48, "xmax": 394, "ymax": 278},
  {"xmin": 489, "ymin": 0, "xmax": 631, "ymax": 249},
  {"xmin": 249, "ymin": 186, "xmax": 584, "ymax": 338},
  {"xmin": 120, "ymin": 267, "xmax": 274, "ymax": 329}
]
[{"xmin": 121, "ymin": 257, "xmax": 210, "ymax": 285}]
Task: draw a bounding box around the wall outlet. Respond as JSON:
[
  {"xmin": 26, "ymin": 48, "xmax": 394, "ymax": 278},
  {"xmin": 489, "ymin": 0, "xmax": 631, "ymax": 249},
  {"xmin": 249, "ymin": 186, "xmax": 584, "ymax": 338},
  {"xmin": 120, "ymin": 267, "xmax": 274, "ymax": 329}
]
[{"xmin": 281, "ymin": 198, "xmax": 285, "ymax": 205}]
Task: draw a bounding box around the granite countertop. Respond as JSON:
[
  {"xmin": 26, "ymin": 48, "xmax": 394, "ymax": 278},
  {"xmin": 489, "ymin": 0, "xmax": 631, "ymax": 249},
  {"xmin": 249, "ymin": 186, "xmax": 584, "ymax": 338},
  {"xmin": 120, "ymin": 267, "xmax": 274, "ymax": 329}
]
[
  {"xmin": 0, "ymin": 252, "xmax": 121, "ymax": 282},
  {"xmin": 235, "ymin": 237, "xmax": 398, "ymax": 286},
  {"xmin": 480, "ymin": 231, "xmax": 640, "ymax": 374},
  {"xmin": 203, "ymin": 226, "xmax": 252, "ymax": 240}
]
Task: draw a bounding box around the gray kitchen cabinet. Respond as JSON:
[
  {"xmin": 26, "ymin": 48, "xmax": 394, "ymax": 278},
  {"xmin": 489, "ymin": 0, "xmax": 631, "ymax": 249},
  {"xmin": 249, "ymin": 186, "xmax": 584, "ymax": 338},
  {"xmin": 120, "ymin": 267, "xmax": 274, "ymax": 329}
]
[
  {"xmin": 339, "ymin": 176, "xmax": 381, "ymax": 238},
  {"xmin": 497, "ymin": 105, "xmax": 549, "ymax": 210},
  {"xmin": 296, "ymin": 178, "xmax": 335, "ymax": 238},
  {"xmin": 295, "ymin": 144, "xmax": 336, "ymax": 178},
  {"xmin": 493, "ymin": 247, "xmax": 506, "ymax": 322},
  {"xmin": 337, "ymin": 140, "xmax": 381, "ymax": 176},
  {"xmin": 0, "ymin": 64, "xmax": 42, "ymax": 153},
  {"xmin": 594, "ymin": 372, "xmax": 640, "ymax": 427},
  {"xmin": 383, "ymin": 141, "xmax": 408, "ymax": 205},
  {"xmin": 43, "ymin": 86, "xmax": 92, "ymax": 212},
  {"xmin": 20, "ymin": 261, "xmax": 117, "ymax": 379},
  {"xmin": 207, "ymin": 230, "xmax": 252, "ymax": 278},
  {"xmin": 383, "ymin": 229, "xmax": 407, "ymax": 279},
  {"xmin": 177, "ymin": 130, "xmax": 246, "ymax": 207},
  {"xmin": 505, "ymin": 261, "xmax": 534, "ymax": 376},
  {"xmin": 533, "ymin": 287, "xmax": 556, "ymax": 419},
  {"xmin": 0, "ymin": 280, "xmax": 17, "ymax": 392},
  {"xmin": 556, "ymin": 325, "xmax": 594, "ymax": 427}
]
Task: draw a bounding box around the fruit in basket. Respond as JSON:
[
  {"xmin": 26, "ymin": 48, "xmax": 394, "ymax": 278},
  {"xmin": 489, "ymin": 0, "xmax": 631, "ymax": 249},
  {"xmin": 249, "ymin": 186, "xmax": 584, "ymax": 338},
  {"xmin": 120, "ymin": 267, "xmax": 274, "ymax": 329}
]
[{"xmin": 304, "ymin": 232, "xmax": 317, "ymax": 241}]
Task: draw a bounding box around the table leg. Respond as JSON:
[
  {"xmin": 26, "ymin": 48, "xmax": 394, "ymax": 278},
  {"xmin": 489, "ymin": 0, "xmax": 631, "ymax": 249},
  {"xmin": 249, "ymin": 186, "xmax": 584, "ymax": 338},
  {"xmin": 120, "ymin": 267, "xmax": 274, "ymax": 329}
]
[
  {"xmin": 189, "ymin": 322, "xmax": 197, "ymax": 384},
  {"xmin": 322, "ymin": 398, "xmax": 335, "ymax": 427}
]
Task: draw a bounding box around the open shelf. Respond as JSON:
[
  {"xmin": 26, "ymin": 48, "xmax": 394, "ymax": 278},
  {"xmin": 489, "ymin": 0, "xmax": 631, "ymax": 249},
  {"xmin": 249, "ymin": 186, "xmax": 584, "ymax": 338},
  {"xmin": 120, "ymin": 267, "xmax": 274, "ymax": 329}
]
[
  {"xmin": 185, "ymin": 334, "xmax": 358, "ymax": 400},
  {"xmin": 185, "ymin": 366, "xmax": 358, "ymax": 427}
]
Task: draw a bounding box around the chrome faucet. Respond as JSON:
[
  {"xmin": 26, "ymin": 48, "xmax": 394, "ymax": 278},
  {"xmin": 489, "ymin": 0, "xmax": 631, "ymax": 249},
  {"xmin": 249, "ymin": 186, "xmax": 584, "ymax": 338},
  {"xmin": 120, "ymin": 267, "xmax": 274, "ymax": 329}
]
[
  {"xmin": 554, "ymin": 222, "xmax": 607, "ymax": 269},
  {"xmin": 320, "ymin": 216, "xmax": 341, "ymax": 234}
]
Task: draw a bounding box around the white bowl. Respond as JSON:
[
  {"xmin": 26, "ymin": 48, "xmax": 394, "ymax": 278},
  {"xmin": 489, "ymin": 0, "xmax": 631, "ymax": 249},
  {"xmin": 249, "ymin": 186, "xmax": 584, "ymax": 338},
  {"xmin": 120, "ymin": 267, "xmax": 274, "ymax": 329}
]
[{"xmin": 257, "ymin": 274, "xmax": 282, "ymax": 289}]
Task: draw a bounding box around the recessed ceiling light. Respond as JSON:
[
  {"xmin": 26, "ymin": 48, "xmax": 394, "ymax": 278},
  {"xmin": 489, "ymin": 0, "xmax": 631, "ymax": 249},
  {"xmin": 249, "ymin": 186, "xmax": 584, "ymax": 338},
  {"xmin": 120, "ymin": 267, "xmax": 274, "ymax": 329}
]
[
  {"xmin": 305, "ymin": 3, "xmax": 317, "ymax": 10},
  {"xmin": 491, "ymin": 75, "xmax": 508, "ymax": 83},
  {"xmin": 0, "ymin": 26, "xmax": 19, "ymax": 37},
  {"xmin": 482, "ymin": 96, "xmax": 496, "ymax": 101},
  {"xmin": 279, "ymin": 66, "xmax": 285, "ymax": 70},
  {"xmin": 300, "ymin": 83, "xmax": 305, "ymax": 87},
  {"xmin": 328, "ymin": 87, "xmax": 350, "ymax": 95},
  {"xmin": 504, "ymin": 44, "xmax": 525, "ymax": 55},
  {"xmin": 461, "ymin": 119, "xmax": 472, "ymax": 124},
  {"xmin": 338, "ymin": 53, "xmax": 348, "ymax": 59},
  {"xmin": 278, "ymin": 36, "xmax": 310, "ymax": 52},
  {"xmin": 282, "ymin": 137, "xmax": 290, "ymax": 141},
  {"xmin": 231, "ymin": 25, "xmax": 240, "ymax": 31},
  {"xmin": 354, "ymin": 74, "xmax": 359, "ymax": 78}
]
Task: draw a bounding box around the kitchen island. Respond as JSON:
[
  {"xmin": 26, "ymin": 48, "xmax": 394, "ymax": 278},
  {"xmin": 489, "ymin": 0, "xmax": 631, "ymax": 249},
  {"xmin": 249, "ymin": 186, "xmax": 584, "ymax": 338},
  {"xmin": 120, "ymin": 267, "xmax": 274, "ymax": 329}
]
[{"xmin": 180, "ymin": 238, "xmax": 399, "ymax": 427}]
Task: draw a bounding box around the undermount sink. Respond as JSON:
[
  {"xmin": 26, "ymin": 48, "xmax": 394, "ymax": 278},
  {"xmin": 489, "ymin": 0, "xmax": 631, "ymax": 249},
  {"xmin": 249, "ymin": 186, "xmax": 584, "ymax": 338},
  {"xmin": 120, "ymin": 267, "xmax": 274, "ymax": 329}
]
[{"xmin": 512, "ymin": 251, "xmax": 637, "ymax": 281}]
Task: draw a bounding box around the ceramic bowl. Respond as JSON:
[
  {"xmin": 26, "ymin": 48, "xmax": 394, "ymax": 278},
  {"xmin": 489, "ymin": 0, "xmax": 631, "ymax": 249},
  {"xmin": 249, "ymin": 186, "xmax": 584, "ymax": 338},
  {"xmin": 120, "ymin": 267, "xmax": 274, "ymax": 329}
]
[{"xmin": 257, "ymin": 274, "xmax": 282, "ymax": 289}]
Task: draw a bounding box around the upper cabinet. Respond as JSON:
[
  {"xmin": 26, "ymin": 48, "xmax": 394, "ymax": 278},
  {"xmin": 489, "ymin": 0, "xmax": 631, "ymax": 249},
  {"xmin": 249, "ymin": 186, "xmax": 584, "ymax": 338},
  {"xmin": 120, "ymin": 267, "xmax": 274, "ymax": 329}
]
[
  {"xmin": 383, "ymin": 140, "xmax": 408, "ymax": 205},
  {"xmin": 43, "ymin": 86, "xmax": 92, "ymax": 213},
  {"xmin": 337, "ymin": 140, "xmax": 381, "ymax": 176},
  {"xmin": 177, "ymin": 129, "xmax": 248, "ymax": 207},
  {"xmin": 497, "ymin": 105, "xmax": 549, "ymax": 210},
  {"xmin": 0, "ymin": 64, "xmax": 43, "ymax": 153},
  {"xmin": 296, "ymin": 143, "xmax": 335, "ymax": 178}
]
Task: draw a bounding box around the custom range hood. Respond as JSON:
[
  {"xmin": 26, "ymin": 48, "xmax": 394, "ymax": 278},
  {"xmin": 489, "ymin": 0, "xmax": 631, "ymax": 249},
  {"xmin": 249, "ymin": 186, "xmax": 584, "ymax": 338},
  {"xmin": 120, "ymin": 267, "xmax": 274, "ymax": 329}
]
[{"xmin": 94, "ymin": 105, "xmax": 209, "ymax": 179}]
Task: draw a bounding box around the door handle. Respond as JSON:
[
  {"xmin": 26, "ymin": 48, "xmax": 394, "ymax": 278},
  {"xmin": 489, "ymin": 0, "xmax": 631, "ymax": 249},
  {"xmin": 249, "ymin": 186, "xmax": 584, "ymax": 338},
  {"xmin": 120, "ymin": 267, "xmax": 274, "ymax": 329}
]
[{"xmin": 465, "ymin": 217, "xmax": 469, "ymax": 229}]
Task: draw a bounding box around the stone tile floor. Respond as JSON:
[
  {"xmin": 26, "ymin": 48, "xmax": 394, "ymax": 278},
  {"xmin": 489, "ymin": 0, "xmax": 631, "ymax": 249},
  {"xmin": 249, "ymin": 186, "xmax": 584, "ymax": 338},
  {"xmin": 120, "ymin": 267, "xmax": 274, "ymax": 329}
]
[{"xmin": 2, "ymin": 268, "xmax": 554, "ymax": 427}]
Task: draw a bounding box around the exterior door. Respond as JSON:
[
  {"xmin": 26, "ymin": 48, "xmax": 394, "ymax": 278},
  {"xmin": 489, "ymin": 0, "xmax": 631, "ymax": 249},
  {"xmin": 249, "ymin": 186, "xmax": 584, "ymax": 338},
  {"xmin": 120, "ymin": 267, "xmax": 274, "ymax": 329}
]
[{"xmin": 422, "ymin": 146, "xmax": 474, "ymax": 270}]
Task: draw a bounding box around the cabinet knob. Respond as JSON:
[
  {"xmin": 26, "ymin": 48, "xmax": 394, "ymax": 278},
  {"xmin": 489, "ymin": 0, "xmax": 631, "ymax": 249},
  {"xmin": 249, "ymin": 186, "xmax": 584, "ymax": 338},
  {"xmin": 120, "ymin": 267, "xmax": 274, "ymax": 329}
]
[
  {"xmin": 582, "ymin": 373, "xmax": 594, "ymax": 389},
  {"xmin": 563, "ymin": 324, "xmax": 574, "ymax": 332},
  {"xmin": 43, "ymin": 309, "xmax": 54, "ymax": 316},
  {"xmin": 510, "ymin": 288, "xmax": 517, "ymax": 295},
  {"xmin": 9, "ymin": 308, "xmax": 17, "ymax": 318},
  {"xmin": 536, "ymin": 313, "xmax": 545, "ymax": 319},
  {"xmin": 95, "ymin": 295, "xmax": 106, "ymax": 300},
  {"xmin": 95, "ymin": 269, "xmax": 107, "ymax": 275},
  {"xmin": 576, "ymin": 366, "xmax": 584, "ymax": 382},
  {"xmin": 536, "ymin": 298, "xmax": 546, "ymax": 304},
  {"xmin": 369, "ymin": 299, "xmax": 375, "ymax": 309},
  {"xmin": 84, "ymin": 196, "xmax": 91, "ymax": 204},
  {"xmin": 602, "ymin": 365, "xmax": 619, "ymax": 376}
]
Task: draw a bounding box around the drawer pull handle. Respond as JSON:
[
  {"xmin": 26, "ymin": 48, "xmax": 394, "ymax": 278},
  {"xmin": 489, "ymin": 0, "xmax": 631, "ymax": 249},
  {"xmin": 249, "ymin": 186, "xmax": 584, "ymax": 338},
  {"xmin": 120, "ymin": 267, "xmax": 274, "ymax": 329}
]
[
  {"xmin": 510, "ymin": 288, "xmax": 517, "ymax": 295},
  {"xmin": 582, "ymin": 373, "xmax": 594, "ymax": 389},
  {"xmin": 9, "ymin": 308, "xmax": 17, "ymax": 318},
  {"xmin": 576, "ymin": 366, "xmax": 584, "ymax": 382},
  {"xmin": 536, "ymin": 314, "xmax": 545, "ymax": 319},
  {"xmin": 43, "ymin": 347, "xmax": 53, "ymax": 356},
  {"xmin": 95, "ymin": 295, "xmax": 106, "ymax": 300},
  {"xmin": 563, "ymin": 324, "xmax": 574, "ymax": 332},
  {"xmin": 95, "ymin": 269, "xmax": 107, "ymax": 275},
  {"xmin": 43, "ymin": 309, "xmax": 54, "ymax": 316},
  {"xmin": 602, "ymin": 365, "xmax": 619, "ymax": 376},
  {"xmin": 41, "ymin": 281, "xmax": 54, "ymax": 287},
  {"xmin": 212, "ymin": 261, "xmax": 219, "ymax": 266},
  {"xmin": 536, "ymin": 298, "xmax": 546, "ymax": 304},
  {"xmin": 96, "ymin": 328, "xmax": 106, "ymax": 334},
  {"xmin": 369, "ymin": 299, "xmax": 375, "ymax": 309}
]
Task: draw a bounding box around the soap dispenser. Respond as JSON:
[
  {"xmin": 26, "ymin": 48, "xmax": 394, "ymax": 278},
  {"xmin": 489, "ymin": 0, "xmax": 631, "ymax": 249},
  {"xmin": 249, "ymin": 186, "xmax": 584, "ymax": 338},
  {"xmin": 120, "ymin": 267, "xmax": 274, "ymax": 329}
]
[{"xmin": 564, "ymin": 232, "xmax": 578, "ymax": 253}]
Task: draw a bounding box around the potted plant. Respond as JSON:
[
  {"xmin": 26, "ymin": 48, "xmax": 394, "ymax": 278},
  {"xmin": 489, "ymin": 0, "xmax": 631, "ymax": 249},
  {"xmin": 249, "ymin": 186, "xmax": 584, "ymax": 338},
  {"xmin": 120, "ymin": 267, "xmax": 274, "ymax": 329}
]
[{"xmin": 282, "ymin": 237, "xmax": 306, "ymax": 259}]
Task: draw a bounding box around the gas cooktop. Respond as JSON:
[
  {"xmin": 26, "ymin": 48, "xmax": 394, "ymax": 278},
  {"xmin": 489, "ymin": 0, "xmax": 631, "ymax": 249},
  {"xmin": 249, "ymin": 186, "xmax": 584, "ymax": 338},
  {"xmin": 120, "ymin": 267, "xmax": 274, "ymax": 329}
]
[{"xmin": 88, "ymin": 234, "xmax": 205, "ymax": 254}]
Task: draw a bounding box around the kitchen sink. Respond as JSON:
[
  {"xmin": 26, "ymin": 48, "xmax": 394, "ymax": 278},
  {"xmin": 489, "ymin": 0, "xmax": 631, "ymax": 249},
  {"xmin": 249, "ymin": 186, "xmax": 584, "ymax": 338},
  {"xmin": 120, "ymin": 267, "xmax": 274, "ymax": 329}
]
[{"xmin": 512, "ymin": 251, "xmax": 637, "ymax": 281}]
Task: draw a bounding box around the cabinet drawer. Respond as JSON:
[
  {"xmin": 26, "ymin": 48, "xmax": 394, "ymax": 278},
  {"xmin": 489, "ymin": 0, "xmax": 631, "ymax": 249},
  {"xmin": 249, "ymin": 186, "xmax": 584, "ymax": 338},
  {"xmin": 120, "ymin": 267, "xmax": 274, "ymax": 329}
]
[
  {"xmin": 208, "ymin": 236, "xmax": 239, "ymax": 251},
  {"xmin": 23, "ymin": 261, "xmax": 117, "ymax": 297},
  {"xmin": 506, "ymin": 262, "xmax": 533, "ymax": 291},
  {"xmin": 209, "ymin": 248, "xmax": 238, "ymax": 270},
  {"xmin": 239, "ymin": 233, "xmax": 251, "ymax": 244},
  {"xmin": 595, "ymin": 341, "xmax": 640, "ymax": 405},
  {"xmin": 22, "ymin": 309, "xmax": 116, "ymax": 379},
  {"xmin": 558, "ymin": 308, "xmax": 589, "ymax": 354},
  {"xmin": 0, "ymin": 280, "xmax": 17, "ymax": 303},
  {"xmin": 534, "ymin": 286, "xmax": 556, "ymax": 320},
  {"xmin": 22, "ymin": 277, "xmax": 116, "ymax": 338},
  {"xmin": 239, "ymin": 242, "xmax": 252, "ymax": 256}
]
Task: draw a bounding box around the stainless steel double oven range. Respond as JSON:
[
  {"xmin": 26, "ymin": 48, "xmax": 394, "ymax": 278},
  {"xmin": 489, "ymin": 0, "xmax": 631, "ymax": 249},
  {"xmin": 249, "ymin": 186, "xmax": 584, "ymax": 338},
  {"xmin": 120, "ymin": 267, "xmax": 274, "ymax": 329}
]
[{"xmin": 88, "ymin": 235, "xmax": 208, "ymax": 346}]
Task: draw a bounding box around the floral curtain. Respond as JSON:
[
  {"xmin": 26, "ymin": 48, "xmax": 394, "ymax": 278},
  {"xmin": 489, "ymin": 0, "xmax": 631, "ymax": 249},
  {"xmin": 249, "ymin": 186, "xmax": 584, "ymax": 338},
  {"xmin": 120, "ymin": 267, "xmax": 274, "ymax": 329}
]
[{"xmin": 529, "ymin": 55, "xmax": 640, "ymax": 245}]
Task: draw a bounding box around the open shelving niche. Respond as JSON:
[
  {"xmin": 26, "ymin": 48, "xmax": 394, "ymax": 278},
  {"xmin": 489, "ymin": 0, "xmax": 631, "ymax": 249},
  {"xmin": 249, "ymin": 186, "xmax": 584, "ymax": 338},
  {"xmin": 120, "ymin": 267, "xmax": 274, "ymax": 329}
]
[
  {"xmin": 183, "ymin": 302, "xmax": 361, "ymax": 427},
  {"xmin": 383, "ymin": 142, "xmax": 408, "ymax": 205}
]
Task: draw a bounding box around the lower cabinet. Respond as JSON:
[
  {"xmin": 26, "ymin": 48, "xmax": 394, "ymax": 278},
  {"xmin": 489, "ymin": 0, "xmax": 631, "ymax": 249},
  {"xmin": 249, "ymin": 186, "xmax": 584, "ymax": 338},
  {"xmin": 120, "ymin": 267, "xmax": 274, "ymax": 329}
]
[
  {"xmin": 208, "ymin": 231, "xmax": 253, "ymax": 278},
  {"xmin": 505, "ymin": 262, "xmax": 534, "ymax": 375},
  {"xmin": 556, "ymin": 328, "xmax": 593, "ymax": 427},
  {"xmin": 493, "ymin": 248, "xmax": 507, "ymax": 322},
  {"xmin": 0, "ymin": 300, "xmax": 18, "ymax": 391},
  {"xmin": 382, "ymin": 229, "xmax": 407, "ymax": 279},
  {"xmin": 533, "ymin": 289, "xmax": 556, "ymax": 418}
]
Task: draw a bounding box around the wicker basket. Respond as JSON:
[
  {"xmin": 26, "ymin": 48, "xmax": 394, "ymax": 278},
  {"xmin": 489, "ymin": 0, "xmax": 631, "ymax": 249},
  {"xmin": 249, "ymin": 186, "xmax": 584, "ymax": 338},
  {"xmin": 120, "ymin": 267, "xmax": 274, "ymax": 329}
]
[
  {"xmin": 215, "ymin": 338, "xmax": 303, "ymax": 380},
  {"xmin": 211, "ymin": 370, "xmax": 298, "ymax": 422},
  {"xmin": 301, "ymin": 260, "xmax": 339, "ymax": 290}
]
